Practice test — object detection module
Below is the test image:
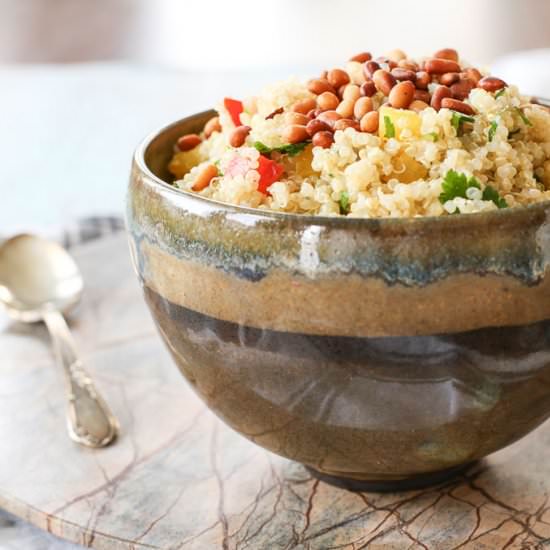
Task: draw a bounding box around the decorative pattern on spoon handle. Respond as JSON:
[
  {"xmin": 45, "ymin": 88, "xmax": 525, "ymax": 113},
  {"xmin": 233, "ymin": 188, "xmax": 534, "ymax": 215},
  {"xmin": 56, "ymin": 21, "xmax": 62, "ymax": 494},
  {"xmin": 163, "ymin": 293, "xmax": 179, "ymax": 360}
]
[{"xmin": 42, "ymin": 309, "xmax": 118, "ymax": 448}]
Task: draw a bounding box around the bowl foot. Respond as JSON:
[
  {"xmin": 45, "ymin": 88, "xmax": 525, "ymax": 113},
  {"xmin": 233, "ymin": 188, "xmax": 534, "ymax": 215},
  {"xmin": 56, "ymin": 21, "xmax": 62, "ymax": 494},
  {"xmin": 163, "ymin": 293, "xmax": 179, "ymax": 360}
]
[{"xmin": 306, "ymin": 462, "xmax": 476, "ymax": 492}]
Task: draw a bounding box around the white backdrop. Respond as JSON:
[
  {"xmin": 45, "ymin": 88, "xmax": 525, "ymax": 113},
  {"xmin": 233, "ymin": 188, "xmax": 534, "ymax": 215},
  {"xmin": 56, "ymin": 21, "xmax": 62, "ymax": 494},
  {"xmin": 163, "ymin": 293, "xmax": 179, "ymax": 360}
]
[{"xmin": 2, "ymin": 0, "xmax": 550, "ymax": 67}]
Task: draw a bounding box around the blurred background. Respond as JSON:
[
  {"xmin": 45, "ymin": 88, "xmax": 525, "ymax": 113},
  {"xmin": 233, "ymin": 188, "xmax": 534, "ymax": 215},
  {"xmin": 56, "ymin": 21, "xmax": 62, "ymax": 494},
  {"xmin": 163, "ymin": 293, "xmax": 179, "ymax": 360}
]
[
  {"xmin": 3, "ymin": 0, "xmax": 550, "ymax": 67},
  {"xmin": 1, "ymin": 2, "xmax": 550, "ymax": 547},
  {"xmin": 1, "ymin": 0, "xmax": 550, "ymax": 233}
]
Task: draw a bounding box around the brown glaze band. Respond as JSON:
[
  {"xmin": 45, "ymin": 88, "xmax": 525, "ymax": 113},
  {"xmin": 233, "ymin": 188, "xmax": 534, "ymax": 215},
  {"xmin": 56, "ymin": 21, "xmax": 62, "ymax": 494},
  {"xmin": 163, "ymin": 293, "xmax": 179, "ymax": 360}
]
[{"xmin": 140, "ymin": 241, "xmax": 550, "ymax": 338}]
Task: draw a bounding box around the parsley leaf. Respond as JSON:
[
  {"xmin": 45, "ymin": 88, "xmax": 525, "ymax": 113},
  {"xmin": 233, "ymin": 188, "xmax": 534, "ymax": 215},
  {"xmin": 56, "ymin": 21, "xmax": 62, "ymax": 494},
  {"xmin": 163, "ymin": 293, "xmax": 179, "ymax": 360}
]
[
  {"xmin": 488, "ymin": 120, "xmax": 498, "ymax": 142},
  {"xmin": 213, "ymin": 159, "xmax": 224, "ymax": 176},
  {"xmin": 254, "ymin": 142, "xmax": 272, "ymax": 155},
  {"xmin": 515, "ymin": 108, "xmax": 532, "ymax": 126},
  {"xmin": 384, "ymin": 116, "xmax": 396, "ymax": 138},
  {"xmin": 254, "ymin": 141, "xmax": 309, "ymax": 157},
  {"xmin": 482, "ymin": 185, "xmax": 508, "ymax": 208},
  {"xmin": 451, "ymin": 112, "xmax": 475, "ymax": 135},
  {"xmin": 440, "ymin": 170, "xmax": 508, "ymax": 209},
  {"xmin": 422, "ymin": 132, "xmax": 439, "ymax": 142},
  {"xmin": 495, "ymin": 88, "xmax": 507, "ymax": 99},
  {"xmin": 276, "ymin": 142, "xmax": 310, "ymax": 156},
  {"xmin": 339, "ymin": 191, "xmax": 351, "ymax": 215},
  {"xmin": 439, "ymin": 170, "xmax": 480, "ymax": 203}
]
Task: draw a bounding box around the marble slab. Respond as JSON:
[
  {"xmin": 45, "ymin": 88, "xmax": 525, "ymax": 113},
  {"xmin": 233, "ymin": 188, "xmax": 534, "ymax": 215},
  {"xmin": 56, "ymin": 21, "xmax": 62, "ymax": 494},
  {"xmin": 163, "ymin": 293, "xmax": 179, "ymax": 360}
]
[{"xmin": 1, "ymin": 234, "xmax": 550, "ymax": 549}]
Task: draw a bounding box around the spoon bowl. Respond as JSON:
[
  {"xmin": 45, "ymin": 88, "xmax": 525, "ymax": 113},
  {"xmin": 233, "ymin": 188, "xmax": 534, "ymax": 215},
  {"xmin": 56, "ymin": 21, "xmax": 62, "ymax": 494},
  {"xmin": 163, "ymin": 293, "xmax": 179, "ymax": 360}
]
[{"xmin": 0, "ymin": 234, "xmax": 83, "ymax": 320}]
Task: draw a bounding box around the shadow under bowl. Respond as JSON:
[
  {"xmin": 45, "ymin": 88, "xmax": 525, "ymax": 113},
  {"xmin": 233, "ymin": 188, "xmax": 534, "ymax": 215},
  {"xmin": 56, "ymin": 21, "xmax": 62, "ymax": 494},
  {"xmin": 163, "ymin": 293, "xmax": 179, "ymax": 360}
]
[{"xmin": 126, "ymin": 111, "xmax": 550, "ymax": 489}]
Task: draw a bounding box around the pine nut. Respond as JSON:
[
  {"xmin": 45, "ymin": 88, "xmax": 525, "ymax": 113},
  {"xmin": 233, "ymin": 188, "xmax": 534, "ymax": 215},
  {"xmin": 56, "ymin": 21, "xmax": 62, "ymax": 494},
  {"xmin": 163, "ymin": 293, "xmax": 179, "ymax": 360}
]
[
  {"xmin": 343, "ymin": 84, "xmax": 361, "ymax": 102},
  {"xmin": 398, "ymin": 59, "xmax": 419, "ymax": 71},
  {"xmin": 229, "ymin": 125, "xmax": 251, "ymax": 148},
  {"xmin": 354, "ymin": 96, "xmax": 374, "ymax": 119},
  {"xmin": 409, "ymin": 100, "xmax": 430, "ymax": 112},
  {"xmin": 177, "ymin": 134, "xmax": 202, "ymax": 151},
  {"xmin": 282, "ymin": 124, "xmax": 310, "ymax": 144},
  {"xmin": 441, "ymin": 98, "xmax": 475, "ymax": 115},
  {"xmin": 415, "ymin": 71, "xmax": 431, "ymax": 90},
  {"xmin": 317, "ymin": 91, "xmax": 340, "ymax": 112},
  {"xmin": 391, "ymin": 68, "xmax": 417, "ymax": 82},
  {"xmin": 434, "ymin": 48, "xmax": 459, "ymax": 62},
  {"xmin": 413, "ymin": 89, "xmax": 431, "ymax": 103},
  {"xmin": 360, "ymin": 80, "xmax": 377, "ymax": 97},
  {"xmin": 306, "ymin": 118, "xmax": 331, "ymax": 137},
  {"xmin": 440, "ymin": 72, "xmax": 460, "ymax": 86},
  {"xmin": 389, "ymin": 80, "xmax": 415, "ymax": 109},
  {"xmin": 336, "ymin": 99, "xmax": 356, "ymax": 118},
  {"xmin": 463, "ymin": 68, "xmax": 482, "ymax": 85},
  {"xmin": 287, "ymin": 112, "xmax": 310, "ymax": 125},
  {"xmin": 425, "ymin": 58, "xmax": 461, "ymax": 74},
  {"xmin": 312, "ymin": 131, "xmax": 334, "ymax": 148},
  {"xmin": 376, "ymin": 56, "xmax": 398, "ymax": 70},
  {"xmin": 327, "ymin": 69, "xmax": 350, "ymax": 89},
  {"xmin": 291, "ymin": 98, "xmax": 317, "ymax": 114},
  {"xmin": 386, "ymin": 49, "xmax": 407, "ymax": 62},
  {"xmin": 360, "ymin": 111, "xmax": 379, "ymax": 133},
  {"xmin": 317, "ymin": 110, "xmax": 342, "ymax": 128},
  {"xmin": 204, "ymin": 117, "xmax": 221, "ymax": 138},
  {"xmin": 478, "ymin": 76, "xmax": 507, "ymax": 93},
  {"xmin": 451, "ymin": 78, "xmax": 475, "ymax": 101},
  {"xmin": 308, "ymin": 78, "xmax": 334, "ymax": 95},
  {"xmin": 350, "ymin": 52, "xmax": 372, "ymax": 63},
  {"xmin": 363, "ymin": 60, "xmax": 381, "ymax": 78},
  {"xmin": 431, "ymin": 85, "xmax": 452, "ymax": 110},
  {"xmin": 373, "ymin": 69, "xmax": 397, "ymax": 96},
  {"xmin": 334, "ymin": 118, "xmax": 360, "ymax": 131},
  {"xmin": 192, "ymin": 164, "xmax": 218, "ymax": 191}
]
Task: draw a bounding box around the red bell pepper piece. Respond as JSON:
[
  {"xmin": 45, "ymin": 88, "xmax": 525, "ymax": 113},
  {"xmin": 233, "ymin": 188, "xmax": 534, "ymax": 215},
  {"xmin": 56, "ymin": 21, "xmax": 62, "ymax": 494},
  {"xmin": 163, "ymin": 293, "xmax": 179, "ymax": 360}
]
[
  {"xmin": 257, "ymin": 155, "xmax": 284, "ymax": 195},
  {"xmin": 224, "ymin": 97, "xmax": 244, "ymax": 126}
]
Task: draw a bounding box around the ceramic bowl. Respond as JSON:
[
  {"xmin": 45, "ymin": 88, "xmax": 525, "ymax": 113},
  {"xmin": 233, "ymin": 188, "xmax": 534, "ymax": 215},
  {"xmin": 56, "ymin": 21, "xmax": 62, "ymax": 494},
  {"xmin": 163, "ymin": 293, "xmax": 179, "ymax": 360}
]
[{"xmin": 126, "ymin": 110, "xmax": 550, "ymax": 490}]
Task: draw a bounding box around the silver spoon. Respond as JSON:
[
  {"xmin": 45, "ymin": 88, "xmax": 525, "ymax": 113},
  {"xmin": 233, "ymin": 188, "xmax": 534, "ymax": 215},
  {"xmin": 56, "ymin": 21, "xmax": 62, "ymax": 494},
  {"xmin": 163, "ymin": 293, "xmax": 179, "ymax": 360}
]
[{"xmin": 0, "ymin": 234, "xmax": 118, "ymax": 448}]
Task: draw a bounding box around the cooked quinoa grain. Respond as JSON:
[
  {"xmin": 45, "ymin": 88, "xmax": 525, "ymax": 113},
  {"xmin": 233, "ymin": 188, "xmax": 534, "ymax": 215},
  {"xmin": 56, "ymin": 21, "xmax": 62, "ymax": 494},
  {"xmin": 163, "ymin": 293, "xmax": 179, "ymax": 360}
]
[{"xmin": 168, "ymin": 48, "xmax": 550, "ymax": 217}]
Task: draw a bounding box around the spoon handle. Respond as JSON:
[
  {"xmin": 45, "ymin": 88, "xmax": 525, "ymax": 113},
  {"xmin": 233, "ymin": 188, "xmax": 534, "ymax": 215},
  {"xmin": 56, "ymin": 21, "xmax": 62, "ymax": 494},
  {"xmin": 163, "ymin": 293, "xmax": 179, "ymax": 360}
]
[{"xmin": 42, "ymin": 309, "xmax": 118, "ymax": 448}]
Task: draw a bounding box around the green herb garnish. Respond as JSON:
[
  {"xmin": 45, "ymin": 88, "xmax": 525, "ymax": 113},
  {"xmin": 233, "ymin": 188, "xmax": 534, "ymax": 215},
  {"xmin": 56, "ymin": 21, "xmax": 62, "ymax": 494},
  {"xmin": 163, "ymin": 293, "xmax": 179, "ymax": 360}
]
[
  {"xmin": 254, "ymin": 142, "xmax": 272, "ymax": 155},
  {"xmin": 214, "ymin": 159, "xmax": 224, "ymax": 176},
  {"xmin": 422, "ymin": 132, "xmax": 439, "ymax": 142},
  {"xmin": 384, "ymin": 116, "xmax": 396, "ymax": 138},
  {"xmin": 495, "ymin": 88, "xmax": 507, "ymax": 99},
  {"xmin": 440, "ymin": 170, "xmax": 480, "ymax": 203},
  {"xmin": 439, "ymin": 170, "xmax": 508, "ymax": 208},
  {"xmin": 254, "ymin": 141, "xmax": 309, "ymax": 157},
  {"xmin": 339, "ymin": 191, "xmax": 350, "ymax": 215},
  {"xmin": 451, "ymin": 112, "xmax": 475, "ymax": 135},
  {"xmin": 488, "ymin": 120, "xmax": 498, "ymax": 142},
  {"xmin": 515, "ymin": 108, "xmax": 532, "ymax": 127},
  {"xmin": 482, "ymin": 185, "xmax": 508, "ymax": 208}
]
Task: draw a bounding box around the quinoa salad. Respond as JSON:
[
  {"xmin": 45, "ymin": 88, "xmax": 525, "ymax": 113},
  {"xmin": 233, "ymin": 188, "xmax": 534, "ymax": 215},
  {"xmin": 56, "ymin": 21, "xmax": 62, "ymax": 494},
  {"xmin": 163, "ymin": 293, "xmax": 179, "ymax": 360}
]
[{"xmin": 168, "ymin": 48, "xmax": 550, "ymax": 218}]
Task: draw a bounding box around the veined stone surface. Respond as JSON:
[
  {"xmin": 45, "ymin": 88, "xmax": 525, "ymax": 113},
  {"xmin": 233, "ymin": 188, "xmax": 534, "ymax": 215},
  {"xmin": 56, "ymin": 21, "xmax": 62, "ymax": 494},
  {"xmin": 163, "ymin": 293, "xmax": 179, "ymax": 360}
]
[{"xmin": 1, "ymin": 234, "xmax": 550, "ymax": 549}]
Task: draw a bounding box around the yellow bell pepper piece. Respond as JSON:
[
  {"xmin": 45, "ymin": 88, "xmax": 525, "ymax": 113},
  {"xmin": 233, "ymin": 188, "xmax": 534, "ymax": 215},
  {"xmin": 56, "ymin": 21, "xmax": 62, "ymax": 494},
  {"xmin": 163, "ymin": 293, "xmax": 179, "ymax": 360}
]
[
  {"xmin": 379, "ymin": 106, "xmax": 422, "ymax": 140},
  {"xmin": 387, "ymin": 151, "xmax": 428, "ymax": 183},
  {"xmin": 168, "ymin": 149, "xmax": 204, "ymax": 179}
]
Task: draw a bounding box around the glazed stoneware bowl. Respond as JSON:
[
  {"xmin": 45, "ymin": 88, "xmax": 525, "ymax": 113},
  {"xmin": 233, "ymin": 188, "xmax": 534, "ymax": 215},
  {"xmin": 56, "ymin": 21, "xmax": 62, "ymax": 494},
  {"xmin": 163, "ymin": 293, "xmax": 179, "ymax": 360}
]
[{"xmin": 127, "ymin": 110, "xmax": 550, "ymax": 490}]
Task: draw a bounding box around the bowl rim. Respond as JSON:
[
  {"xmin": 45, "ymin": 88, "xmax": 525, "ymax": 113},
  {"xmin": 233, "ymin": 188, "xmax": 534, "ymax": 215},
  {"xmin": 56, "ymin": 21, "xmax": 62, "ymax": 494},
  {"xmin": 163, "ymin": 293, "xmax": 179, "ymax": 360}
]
[{"xmin": 133, "ymin": 109, "xmax": 550, "ymax": 228}]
